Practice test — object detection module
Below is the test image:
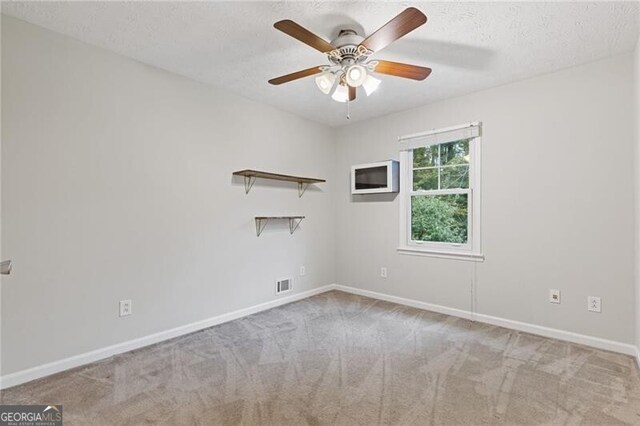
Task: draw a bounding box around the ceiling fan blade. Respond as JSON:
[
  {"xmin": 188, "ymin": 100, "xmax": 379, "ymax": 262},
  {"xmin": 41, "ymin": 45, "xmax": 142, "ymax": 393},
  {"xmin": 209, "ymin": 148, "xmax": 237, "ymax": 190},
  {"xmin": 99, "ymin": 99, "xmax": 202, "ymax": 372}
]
[
  {"xmin": 359, "ymin": 8, "xmax": 427, "ymax": 53},
  {"xmin": 374, "ymin": 60, "xmax": 432, "ymax": 80},
  {"xmin": 274, "ymin": 20, "xmax": 335, "ymax": 53},
  {"xmin": 348, "ymin": 85, "xmax": 356, "ymax": 101},
  {"xmin": 268, "ymin": 66, "xmax": 324, "ymax": 85}
]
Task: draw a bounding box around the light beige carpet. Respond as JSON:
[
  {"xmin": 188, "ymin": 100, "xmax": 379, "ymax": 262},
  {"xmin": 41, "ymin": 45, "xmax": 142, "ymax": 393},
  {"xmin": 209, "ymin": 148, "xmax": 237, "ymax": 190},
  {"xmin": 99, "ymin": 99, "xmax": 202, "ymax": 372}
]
[{"xmin": 2, "ymin": 290, "xmax": 639, "ymax": 425}]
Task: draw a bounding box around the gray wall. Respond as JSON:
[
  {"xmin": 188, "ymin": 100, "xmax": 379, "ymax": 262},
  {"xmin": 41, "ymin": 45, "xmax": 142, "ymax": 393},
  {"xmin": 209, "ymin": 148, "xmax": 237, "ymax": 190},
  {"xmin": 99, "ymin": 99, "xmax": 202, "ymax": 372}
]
[
  {"xmin": 635, "ymin": 36, "xmax": 640, "ymax": 354},
  {"xmin": 334, "ymin": 54, "xmax": 636, "ymax": 344},
  {"xmin": 2, "ymin": 14, "xmax": 638, "ymax": 379},
  {"xmin": 1, "ymin": 16, "xmax": 336, "ymax": 375}
]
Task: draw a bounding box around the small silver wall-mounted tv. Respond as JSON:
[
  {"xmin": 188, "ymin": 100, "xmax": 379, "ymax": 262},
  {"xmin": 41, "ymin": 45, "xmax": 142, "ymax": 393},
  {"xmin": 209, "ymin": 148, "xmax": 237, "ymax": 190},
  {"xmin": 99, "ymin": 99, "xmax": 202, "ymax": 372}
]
[{"xmin": 351, "ymin": 160, "xmax": 399, "ymax": 194}]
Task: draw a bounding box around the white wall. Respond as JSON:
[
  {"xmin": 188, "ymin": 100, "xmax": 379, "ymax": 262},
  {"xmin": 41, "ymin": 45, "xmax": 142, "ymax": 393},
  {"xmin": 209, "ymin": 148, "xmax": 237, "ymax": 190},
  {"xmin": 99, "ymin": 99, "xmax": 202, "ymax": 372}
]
[
  {"xmin": 2, "ymin": 13, "xmax": 638, "ymax": 382},
  {"xmin": 635, "ymin": 36, "xmax": 640, "ymax": 356},
  {"xmin": 334, "ymin": 54, "xmax": 636, "ymax": 345},
  {"xmin": 1, "ymin": 16, "xmax": 335, "ymax": 376},
  {"xmin": 0, "ymin": 13, "xmax": 4, "ymax": 380}
]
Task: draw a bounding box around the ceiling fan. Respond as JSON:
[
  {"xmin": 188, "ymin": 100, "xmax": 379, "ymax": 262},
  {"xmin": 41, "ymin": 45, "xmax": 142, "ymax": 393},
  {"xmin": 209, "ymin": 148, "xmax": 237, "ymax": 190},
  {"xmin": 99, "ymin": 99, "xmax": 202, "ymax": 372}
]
[{"xmin": 268, "ymin": 8, "xmax": 432, "ymax": 107}]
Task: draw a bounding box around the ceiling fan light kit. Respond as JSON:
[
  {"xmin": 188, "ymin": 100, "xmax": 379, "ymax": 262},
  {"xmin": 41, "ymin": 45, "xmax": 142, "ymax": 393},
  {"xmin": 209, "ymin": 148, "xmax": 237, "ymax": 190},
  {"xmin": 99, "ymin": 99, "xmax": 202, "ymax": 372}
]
[
  {"xmin": 331, "ymin": 84, "xmax": 349, "ymax": 103},
  {"xmin": 268, "ymin": 7, "xmax": 432, "ymax": 118},
  {"xmin": 362, "ymin": 75, "xmax": 381, "ymax": 96},
  {"xmin": 345, "ymin": 64, "xmax": 367, "ymax": 87},
  {"xmin": 315, "ymin": 72, "xmax": 336, "ymax": 94}
]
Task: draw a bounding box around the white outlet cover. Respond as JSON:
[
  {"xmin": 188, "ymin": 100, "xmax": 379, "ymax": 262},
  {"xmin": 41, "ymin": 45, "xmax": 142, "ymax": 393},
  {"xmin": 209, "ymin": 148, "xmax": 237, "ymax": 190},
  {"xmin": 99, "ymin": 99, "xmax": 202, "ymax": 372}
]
[
  {"xmin": 119, "ymin": 299, "xmax": 132, "ymax": 317},
  {"xmin": 588, "ymin": 296, "xmax": 601, "ymax": 313},
  {"xmin": 299, "ymin": 266, "xmax": 306, "ymax": 276},
  {"xmin": 381, "ymin": 267, "xmax": 387, "ymax": 278},
  {"xmin": 549, "ymin": 289, "xmax": 561, "ymax": 304}
]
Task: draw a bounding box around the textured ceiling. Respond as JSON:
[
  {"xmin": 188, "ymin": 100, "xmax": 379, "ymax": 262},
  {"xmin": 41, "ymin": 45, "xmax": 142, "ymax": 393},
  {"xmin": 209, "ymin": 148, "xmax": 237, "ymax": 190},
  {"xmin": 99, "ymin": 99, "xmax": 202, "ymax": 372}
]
[{"xmin": 2, "ymin": 1, "xmax": 639, "ymax": 127}]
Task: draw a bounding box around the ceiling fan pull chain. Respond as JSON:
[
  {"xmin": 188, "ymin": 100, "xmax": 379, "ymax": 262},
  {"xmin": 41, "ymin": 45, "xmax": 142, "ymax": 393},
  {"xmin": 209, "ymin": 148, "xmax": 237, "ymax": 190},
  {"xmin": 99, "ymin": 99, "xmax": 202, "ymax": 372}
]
[{"xmin": 346, "ymin": 98, "xmax": 350, "ymax": 120}]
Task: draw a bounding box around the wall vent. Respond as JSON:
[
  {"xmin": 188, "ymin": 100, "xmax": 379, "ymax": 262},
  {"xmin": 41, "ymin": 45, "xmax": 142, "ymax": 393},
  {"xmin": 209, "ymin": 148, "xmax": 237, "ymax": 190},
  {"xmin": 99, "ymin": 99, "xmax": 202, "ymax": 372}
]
[{"xmin": 276, "ymin": 277, "xmax": 292, "ymax": 295}]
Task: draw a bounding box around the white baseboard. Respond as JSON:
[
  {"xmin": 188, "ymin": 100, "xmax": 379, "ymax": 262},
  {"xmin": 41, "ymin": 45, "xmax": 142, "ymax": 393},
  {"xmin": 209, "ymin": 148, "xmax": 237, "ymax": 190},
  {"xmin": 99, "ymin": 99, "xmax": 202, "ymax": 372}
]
[
  {"xmin": 0, "ymin": 285, "xmax": 335, "ymax": 390},
  {"xmin": 333, "ymin": 284, "xmax": 474, "ymax": 320},
  {"xmin": 333, "ymin": 284, "xmax": 638, "ymax": 357},
  {"xmin": 2, "ymin": 283, "xmax": 637, "ymax": 389}
]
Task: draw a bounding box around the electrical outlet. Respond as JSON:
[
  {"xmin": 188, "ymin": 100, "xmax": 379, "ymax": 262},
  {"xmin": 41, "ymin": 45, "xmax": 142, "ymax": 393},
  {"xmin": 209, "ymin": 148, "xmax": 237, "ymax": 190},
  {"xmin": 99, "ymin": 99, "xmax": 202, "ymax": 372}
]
[
  {"xmin": 299, "ymin": 266, "xmax": 306, "ymax": 276},
  {"xmin": 549, "ymin": 289, "xmax": 561, "ymax": 304},
  {"xmin": 119, "ymin": 299, "xmax": 132, "ymax": 317},
  {"xmin": 380, "ymin": 267, "xmax": 387, "ymax": 279},
  {"xmin": 588, "ymin": 296, "xmax": 601, "ymax": 313}
]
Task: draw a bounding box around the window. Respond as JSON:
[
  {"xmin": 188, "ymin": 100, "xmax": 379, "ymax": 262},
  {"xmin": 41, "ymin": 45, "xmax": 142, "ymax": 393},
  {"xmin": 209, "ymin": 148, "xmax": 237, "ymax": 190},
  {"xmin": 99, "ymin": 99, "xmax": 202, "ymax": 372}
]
[{"xmin": 398, "ymin": 122, "xmax": 482, "ymax": 261}]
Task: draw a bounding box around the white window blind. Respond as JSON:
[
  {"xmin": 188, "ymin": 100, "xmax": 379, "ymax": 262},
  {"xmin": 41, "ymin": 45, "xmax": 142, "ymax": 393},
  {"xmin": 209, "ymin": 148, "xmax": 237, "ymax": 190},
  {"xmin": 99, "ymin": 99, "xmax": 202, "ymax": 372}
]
[{"xmin": 399, "ymin": 122, "xmax": 481, "ymax": 151}]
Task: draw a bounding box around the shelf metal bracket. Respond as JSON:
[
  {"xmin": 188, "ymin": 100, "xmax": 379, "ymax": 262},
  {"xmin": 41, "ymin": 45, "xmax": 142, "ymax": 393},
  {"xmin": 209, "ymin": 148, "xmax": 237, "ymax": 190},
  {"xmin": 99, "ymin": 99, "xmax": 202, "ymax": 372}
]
[
  {"xmin": 244, "ymin": 176, "xmax": 257, "ymax": 194},
  {"xmin": 255, "ymin": 218, "xmax": 269, "ymax": 237},
  {"xmin": 255, "ymin": 217, "xmax": 304, "ymax": 237},
  {"xmin": 288, "ymin": 217, "xmax": 303, "ymax": 234},
  {"xmin": 298, "ymin": 182, "xmax": 308, "ymax": 198}
]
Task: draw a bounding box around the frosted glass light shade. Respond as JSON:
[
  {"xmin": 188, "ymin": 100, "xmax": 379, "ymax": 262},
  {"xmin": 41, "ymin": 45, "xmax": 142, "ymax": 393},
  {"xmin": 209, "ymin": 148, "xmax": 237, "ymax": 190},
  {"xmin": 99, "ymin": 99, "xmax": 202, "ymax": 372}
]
[
  {"xmin": 345, "ymin": 65, "xmax": 367, "ymax": 87},
  {"xmin": 315, "ymin": 72, "xmax": 335, "ymax": 95},
  {"xmin": 331, "ymin": 84, "xmax": 349, "ymax": 103},
  {"xmin": 362, "ymin": 75, "xmax": 381, "ymax": 96}
]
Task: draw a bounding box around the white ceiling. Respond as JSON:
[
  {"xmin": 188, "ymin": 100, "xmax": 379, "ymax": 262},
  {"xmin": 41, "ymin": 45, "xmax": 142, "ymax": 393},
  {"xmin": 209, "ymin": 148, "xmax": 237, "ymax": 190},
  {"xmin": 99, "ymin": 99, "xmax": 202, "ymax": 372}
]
[{"xmin": 2, "ymin": 1, "xmax": 639, "ymax": 127}]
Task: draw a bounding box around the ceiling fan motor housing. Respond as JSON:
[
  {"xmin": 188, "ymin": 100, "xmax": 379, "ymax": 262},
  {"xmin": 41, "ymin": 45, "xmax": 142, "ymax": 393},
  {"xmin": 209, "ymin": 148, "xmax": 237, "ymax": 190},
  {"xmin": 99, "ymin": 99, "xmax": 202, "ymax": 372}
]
[{"xmin": 329, "ymin": 29, "xmax": 367, "ymax": 65}]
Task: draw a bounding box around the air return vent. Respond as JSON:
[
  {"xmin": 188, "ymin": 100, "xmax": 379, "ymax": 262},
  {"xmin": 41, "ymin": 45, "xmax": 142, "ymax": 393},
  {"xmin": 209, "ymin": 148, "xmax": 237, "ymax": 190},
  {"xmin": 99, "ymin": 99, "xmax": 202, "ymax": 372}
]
[{"xmin": 276, "ymin": 278, "xmax": 292, "ymax": 295}]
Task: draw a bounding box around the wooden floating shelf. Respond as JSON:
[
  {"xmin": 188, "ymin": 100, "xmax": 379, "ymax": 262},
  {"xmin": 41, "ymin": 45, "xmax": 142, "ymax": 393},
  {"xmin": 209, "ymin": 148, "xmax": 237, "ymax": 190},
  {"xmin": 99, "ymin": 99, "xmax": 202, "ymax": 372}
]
[
  {"xmin": 233, "ymin": 169, "xmax": 325, "ymax": 197},
  {"xmin": 255, "ymin": 216, "xmax": 305, "ymax": 237},
  {"xmin": 234, "ymin": 170, "xmax": 325, "ymax": 184}
]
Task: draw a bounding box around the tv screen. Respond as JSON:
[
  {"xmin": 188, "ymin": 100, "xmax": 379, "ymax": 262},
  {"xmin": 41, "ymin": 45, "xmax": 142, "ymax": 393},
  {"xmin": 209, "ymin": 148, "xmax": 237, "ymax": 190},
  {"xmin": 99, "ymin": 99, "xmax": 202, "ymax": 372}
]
[{"xmin": 355, "ymin": 166, "xmax": 388, "ymax": 190}]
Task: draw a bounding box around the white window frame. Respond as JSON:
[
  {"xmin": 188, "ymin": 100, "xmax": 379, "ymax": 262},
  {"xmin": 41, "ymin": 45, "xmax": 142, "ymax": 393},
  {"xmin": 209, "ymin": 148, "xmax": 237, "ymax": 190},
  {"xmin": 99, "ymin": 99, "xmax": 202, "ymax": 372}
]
[{"xmin": 398, "ymin": 122, "xmax": 483, "ymax": 261}]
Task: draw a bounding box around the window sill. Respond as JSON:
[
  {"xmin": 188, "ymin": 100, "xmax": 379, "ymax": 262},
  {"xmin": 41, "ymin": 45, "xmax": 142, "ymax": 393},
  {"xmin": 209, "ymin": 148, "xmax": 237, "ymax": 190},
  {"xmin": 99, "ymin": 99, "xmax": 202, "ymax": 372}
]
[{"xmin": 397, "ymin": 247, "xmax": 484, "ymax": 262}]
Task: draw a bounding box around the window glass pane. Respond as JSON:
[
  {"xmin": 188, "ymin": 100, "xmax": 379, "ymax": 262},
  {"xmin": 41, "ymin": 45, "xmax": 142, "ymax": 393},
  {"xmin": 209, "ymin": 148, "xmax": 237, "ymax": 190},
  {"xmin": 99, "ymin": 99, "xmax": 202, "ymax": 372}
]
[
  {"xmin": 413, "ymin": 146, "xmax": 439, "ymax": 168},
  {"xmin": 440, "ymin": 140, "xmax": 469, "ymax": 166},
  {"xmin": 441, "ymin": 165, "xmax": 469, "ymax": 189},
  {"xmin": 413, "ymin": 169, "xmax": 438, "ymax": 191},
  {"xmin": 411, "ymin": 194, "xmax": 468, "ymax": 244}
]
